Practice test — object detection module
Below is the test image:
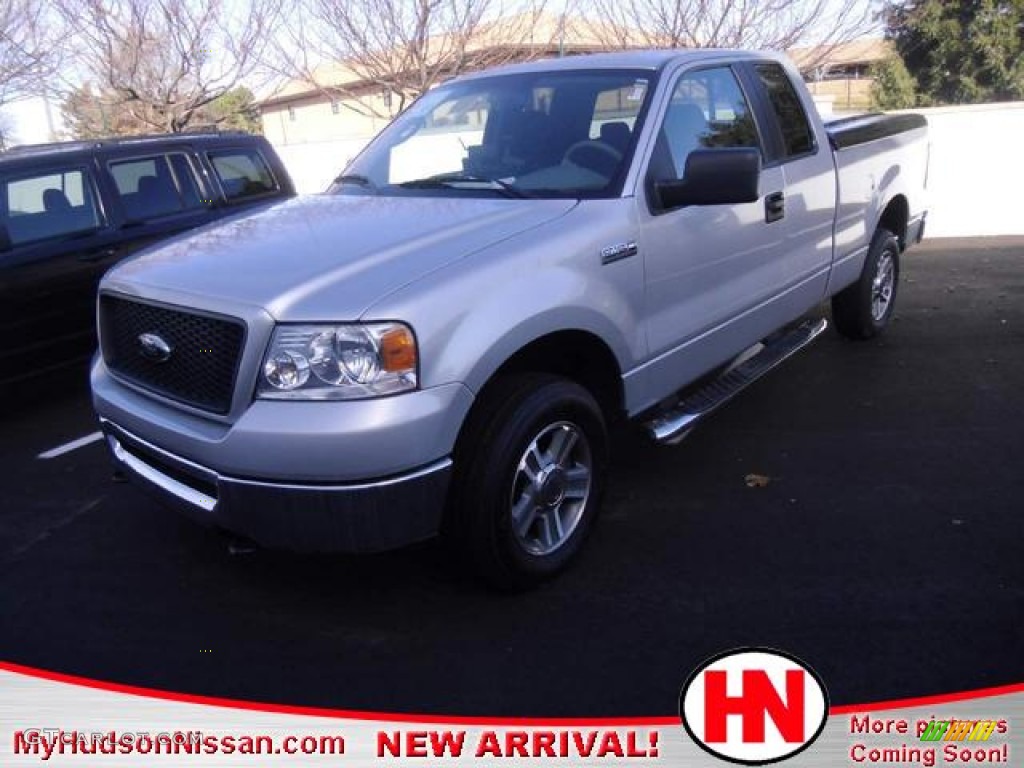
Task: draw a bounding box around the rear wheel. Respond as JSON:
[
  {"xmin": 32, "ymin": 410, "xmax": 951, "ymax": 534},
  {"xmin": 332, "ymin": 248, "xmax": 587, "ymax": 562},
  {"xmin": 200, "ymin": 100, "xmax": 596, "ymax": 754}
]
[
  {"xmin": 832, "ymin": 227, "xmax": 901, "ymax": 339},
  {"xmin": 446, "ymin": 374, "xmax": 608, "ymax": 590}
]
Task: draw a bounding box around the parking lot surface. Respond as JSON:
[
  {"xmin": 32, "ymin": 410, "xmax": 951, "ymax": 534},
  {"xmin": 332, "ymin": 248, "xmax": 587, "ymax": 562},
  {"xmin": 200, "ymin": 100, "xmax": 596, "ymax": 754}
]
[{"xmin": 1, "ymin": 237, "xmax": 1021, "ymax": 716}]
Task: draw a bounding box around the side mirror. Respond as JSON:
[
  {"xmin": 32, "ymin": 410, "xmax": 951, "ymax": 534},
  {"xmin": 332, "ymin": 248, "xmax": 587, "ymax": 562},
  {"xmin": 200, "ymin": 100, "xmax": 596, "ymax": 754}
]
[{"xmin": 654, "ymin": 148, "xmax": 761, "ymax": 210}]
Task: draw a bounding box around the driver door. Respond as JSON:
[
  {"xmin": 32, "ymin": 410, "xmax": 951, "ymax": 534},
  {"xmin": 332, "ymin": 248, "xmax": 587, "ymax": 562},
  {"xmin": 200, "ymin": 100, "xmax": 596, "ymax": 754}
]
[{"xmin": 636, "ymin": 63, "xmax": 788, "ymax": 400}]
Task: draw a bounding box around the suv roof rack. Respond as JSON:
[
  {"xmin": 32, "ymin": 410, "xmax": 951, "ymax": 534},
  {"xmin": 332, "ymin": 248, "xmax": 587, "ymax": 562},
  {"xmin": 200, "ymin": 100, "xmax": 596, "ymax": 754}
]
[{"xmin": 4, "ymin": 130, "xmax": 254, "ymax": 155}]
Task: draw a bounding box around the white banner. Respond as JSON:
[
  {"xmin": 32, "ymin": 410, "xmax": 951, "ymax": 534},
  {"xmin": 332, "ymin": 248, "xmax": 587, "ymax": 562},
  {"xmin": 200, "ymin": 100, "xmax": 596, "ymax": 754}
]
[{"xmin": 1, "ymin": 663, "xmax": 1020, "ymax": 767}]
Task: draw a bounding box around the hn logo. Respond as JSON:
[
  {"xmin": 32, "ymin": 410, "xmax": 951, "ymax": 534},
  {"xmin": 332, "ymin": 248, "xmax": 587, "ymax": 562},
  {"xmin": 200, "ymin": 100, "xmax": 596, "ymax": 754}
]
[{"xmin": 679, "ymin": 647, "xmax": 829, "ymax": 765}]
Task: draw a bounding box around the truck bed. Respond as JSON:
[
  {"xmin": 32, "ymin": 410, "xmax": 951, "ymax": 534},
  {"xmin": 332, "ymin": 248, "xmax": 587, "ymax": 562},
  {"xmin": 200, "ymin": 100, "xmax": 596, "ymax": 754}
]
[
  {"xmin": 825, "ymin": 112, "xmax": 928, "ymax": 151},
  {"xmin": 826, "ymin": 112, "xmax": 930, "ymax": 294}
]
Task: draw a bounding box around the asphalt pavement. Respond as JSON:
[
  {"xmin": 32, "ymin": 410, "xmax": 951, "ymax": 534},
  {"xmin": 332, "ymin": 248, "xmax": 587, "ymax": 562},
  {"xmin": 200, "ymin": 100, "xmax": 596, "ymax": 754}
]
[{"xmin": 1, "ymin": 236, "xmax": 1021, "ymax": 717}]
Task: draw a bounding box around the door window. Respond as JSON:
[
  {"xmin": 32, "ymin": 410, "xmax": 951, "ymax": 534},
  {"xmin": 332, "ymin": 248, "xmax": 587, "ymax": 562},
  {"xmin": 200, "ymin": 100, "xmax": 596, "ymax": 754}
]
[
  {"xmin": 208, "ymin": 150, "xmax": 277, "ymax": 201},
  {"xmin": 654, "ymin": 66, "xmax": 761, "ymax": 178},
  {"xmin": 168, "ymin": 154, "xmax": 207, "ymax": 208},
  {"xmin": 109, "ymin": 153, "xmax": 204, "ymax": 221},
  {"xmin": 2, "ymin": 169, "xmax": 102, "ymax": 246}
]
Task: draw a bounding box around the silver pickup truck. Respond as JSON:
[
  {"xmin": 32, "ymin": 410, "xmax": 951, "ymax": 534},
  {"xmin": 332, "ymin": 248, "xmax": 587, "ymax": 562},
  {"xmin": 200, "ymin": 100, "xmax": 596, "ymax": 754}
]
[{"xmin": 92, "ymin": 50, "xmax": 928, "ymax": 588}]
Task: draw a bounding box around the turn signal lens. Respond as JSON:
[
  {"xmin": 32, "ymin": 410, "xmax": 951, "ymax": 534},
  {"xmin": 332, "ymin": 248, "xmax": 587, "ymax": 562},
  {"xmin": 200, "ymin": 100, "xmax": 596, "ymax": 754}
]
[{"xmin": 380, "ymin": 326, "xmax": 417, "ymax": 372}]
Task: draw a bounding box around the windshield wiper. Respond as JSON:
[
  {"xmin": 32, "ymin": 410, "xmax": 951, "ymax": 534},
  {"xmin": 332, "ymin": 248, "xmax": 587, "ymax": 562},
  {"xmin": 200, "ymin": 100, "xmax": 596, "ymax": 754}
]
[
  {"xmin": 397, "ymin": 173, "xmax": 531, "ymax": 199},
  {"xmin": 332, "ymin": 173, "xmax": 376, "ymax": 189}
]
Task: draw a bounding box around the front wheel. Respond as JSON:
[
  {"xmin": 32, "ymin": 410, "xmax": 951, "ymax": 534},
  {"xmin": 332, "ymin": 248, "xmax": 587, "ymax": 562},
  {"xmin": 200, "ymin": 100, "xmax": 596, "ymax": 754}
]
[
  {"xmin": 446, "ymin": 374, "xmax": 609, "ymax": 590},
  {"xmin": 832, "ymin": 227, "xmax": 901, "ymax": 340}
]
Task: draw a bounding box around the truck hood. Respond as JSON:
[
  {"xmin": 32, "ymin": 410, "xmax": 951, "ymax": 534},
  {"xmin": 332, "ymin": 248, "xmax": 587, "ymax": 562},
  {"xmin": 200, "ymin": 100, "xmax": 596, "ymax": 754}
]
[{"xmin": 105, "ymin": 194, "xmax": 577, "ymax": 320}]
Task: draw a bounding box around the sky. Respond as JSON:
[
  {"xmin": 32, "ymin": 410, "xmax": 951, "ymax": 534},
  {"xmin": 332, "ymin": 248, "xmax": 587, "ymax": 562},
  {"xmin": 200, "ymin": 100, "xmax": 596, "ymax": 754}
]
[
  {"xmin": 0, "ymin": 0, "xmax": 879, "ymax": 147},
  {"xmin": 2, "ymin": 97, "xmax": 62, "ymax": 146}
]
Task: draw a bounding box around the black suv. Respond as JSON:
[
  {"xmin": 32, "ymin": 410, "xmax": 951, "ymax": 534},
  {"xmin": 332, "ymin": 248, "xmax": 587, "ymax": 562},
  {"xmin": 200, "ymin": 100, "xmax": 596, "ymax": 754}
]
[{"xmin": 0, "ymin": 132, "xmax": 294, "ymax": 389}]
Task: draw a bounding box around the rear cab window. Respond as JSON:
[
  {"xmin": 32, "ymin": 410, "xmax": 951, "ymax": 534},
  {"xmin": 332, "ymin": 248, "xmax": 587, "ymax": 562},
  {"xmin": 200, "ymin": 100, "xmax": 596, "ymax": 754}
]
[
  {"xmin": 1, "ymin": 167, "xmax": 103, "ymax": 248},
  {"xmin": 752, "ymin": 62, "xmax": 816, "ymax": 160},
  {"xmin": 207, "ymin": 149, "xmax": 278, "ymax": 202},
  {"xmin": 108, "ymin": 153, "xmax": 209, "ymax": 222}
]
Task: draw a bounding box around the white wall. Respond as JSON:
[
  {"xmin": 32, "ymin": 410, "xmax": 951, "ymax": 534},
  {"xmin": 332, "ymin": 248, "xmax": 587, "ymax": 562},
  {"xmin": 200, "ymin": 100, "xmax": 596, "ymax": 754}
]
[
  {"xmin": 274, "ymin": 138, "xmax": 374, "ymax": 193},
  {"xmin": 904, "ymin": 101, "xmax": 1024, "ymax": 237},
  {"xmin": 270, "ymin": 101, "xmax": 1024, "ymax": 237}
]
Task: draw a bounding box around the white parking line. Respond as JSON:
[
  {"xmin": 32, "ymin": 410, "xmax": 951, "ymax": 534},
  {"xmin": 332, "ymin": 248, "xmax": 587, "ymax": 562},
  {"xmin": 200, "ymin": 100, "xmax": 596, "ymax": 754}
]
[{"xmin": 37, "ymin": 432, "xmax": 104, "ymax": 460}]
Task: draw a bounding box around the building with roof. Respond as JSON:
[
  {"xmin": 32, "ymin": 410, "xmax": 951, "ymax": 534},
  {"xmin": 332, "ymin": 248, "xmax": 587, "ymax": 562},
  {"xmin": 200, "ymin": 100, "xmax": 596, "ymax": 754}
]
[
  {"xmin": 256, "ymin": 21, "xmax": 892, "ymax": 190},
  {"xmin": 792, "ymin": 38, "xmax": 892, "ymax": 112},
  {"xmin": 257, "ymin": 13, "xmax": 614, "ymax": 148}
]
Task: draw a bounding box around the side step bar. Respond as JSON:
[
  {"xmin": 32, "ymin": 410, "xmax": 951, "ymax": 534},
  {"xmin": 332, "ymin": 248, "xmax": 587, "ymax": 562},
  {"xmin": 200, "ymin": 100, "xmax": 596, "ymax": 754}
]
[{"xmin": 645, "ymin": 318, "xmax": 828, "ymax": 445}]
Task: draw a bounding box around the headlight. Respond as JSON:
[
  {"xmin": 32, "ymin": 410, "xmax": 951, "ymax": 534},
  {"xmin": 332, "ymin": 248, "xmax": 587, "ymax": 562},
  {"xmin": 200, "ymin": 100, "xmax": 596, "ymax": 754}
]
[{"xmin": 257, "ymin": 323, "xmax": 417, "ymax": 400}]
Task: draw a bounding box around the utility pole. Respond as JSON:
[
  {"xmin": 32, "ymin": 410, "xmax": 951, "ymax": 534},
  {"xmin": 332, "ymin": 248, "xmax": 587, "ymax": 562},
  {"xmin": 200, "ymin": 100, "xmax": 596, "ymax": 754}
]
[{"xmin": 42, "ymin": 94, "xmax": 57, "ymax": 141}]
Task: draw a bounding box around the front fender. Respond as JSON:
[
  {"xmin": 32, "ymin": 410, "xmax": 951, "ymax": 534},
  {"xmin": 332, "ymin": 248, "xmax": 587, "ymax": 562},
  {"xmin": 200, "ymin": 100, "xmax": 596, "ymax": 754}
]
[
  {"xmin": 362, "ymin": 199, "xmax": 648, "ymax": 412},
  {"xmin": 445, "ymin": 267, "xmax": 638, "ymax": 397}
]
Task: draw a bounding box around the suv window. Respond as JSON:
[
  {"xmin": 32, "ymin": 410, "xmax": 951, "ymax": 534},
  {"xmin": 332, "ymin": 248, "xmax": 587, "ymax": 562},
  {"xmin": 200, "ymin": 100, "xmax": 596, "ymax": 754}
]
[
  {"xmin": 109, "ymin": 154, "xmax": 204, "ymax": 221},
  {"xmin": 168, "ymin": 154, "xmax": 207, "ymax": 208},
  {"xmin": 753, "ymin": 62, "xmax": 815, "ymax": 158},
  {"xmin": 208, "ymin": 150, "xmax": 276, "ymax": 201},
  {"xmin": 2, "ymin": 168, "xmax": 102, "ymax": 246},
  {"xmin": 655, "ymin": 66, "xmax": 760, "ymax": 177}
]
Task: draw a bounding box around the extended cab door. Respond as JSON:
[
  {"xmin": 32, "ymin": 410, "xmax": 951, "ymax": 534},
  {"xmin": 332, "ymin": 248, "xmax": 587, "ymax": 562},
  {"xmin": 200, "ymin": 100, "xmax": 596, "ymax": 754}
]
[
  {"xmin": 635, "ymin": 62, "xmax": 789, "ymax": 400},
  {"xmin": 738, "ymin": 60, "xmax": 837, "ymax": 315}
]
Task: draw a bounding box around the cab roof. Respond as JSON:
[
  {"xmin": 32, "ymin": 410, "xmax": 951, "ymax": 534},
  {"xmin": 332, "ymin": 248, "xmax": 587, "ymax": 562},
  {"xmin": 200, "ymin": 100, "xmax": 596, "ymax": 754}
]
[{"xmin": 453, "ymin": 48, "xmax": 783, "ymax": 80}]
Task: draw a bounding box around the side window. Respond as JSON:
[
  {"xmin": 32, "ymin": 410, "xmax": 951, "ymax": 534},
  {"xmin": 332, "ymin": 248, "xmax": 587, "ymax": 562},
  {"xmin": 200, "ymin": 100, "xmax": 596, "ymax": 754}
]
[
  {"xmin": 2, "ymin": 168, "xmax": 102, "ymax": 247},
  {"xmin": 109, "ymin": 154, "xmax": 203, "ymax": 221},
  {"xmin": 208, "ymin": 150, "xmax": 277, "ymax": 201},
  {"xmin": 168, "ymin": 154, "xmax": 207, "ymax": 208},
  {"xmin": 753, "ymin": 62, "xmax": 815, "ymax": 158},
  {"xmin": 655, "ymin": 66, "xmax": 760, "ymax": 177}
]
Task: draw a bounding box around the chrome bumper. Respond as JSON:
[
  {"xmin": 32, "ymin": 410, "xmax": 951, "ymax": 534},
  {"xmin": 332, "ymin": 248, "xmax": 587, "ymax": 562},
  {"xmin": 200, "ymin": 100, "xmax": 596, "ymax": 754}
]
[{"xmin": 101, "ymin": 419, "xmax": 452, "ymax": 553}]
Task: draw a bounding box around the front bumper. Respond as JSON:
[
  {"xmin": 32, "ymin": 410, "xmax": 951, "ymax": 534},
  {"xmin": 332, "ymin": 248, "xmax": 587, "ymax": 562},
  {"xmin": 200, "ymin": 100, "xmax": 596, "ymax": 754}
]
[
  {"xmin": 92, "ymin": 356, "xmax": 473, "ymax": 553},
  {"xmin": 102, "ymin": 419, "xmax": 452, "ymax": 552}
]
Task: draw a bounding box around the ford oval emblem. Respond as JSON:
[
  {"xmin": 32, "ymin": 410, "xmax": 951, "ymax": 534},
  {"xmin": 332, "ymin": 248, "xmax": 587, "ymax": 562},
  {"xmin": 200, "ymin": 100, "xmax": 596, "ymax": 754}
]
[{"xmin": 138, "ymin": 332, "xmax": 172, "ymax": 363}]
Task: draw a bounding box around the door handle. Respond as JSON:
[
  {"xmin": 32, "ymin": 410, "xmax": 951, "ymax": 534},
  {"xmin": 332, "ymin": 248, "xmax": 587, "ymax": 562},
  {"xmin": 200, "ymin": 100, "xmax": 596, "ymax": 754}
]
[
  {"xmin": 765, "ymin": 191, "xmax": 785, "ymax": 223},
  {"xmin": 79, "ymin": 247, "xmax": 118, "ymax": 262}
]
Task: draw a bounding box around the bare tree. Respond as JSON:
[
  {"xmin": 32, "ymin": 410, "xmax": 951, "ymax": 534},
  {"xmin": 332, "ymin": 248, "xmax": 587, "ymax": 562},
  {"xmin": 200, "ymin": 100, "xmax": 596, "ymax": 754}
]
[
  {"xmin": 62, "ymin": 84, "xmax": 262, "ymax": 139},
  {"xmin": 584, "ymin": 0, "xmax": 876, "ymax": 69},
  {"xmin": 0, "ymin": 0, "xmax": 57, "ymax": 106},
  {"xmin": 272, "ymin": 0, "xmax": 554, "ymax": 118},
  {"xmin": 0, "ymin": 109, "xmax": 14, "ymax": 150},
  {"xmin": 53, "ymin": 0, "xmax": 280, "ymax": 133}
]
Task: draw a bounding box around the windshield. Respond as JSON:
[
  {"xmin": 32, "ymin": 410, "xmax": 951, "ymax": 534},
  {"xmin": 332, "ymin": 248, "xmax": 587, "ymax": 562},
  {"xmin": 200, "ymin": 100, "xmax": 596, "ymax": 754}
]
[{"xmin": 332, "ymin": 69, "xmax": 657, "ymax": 200}]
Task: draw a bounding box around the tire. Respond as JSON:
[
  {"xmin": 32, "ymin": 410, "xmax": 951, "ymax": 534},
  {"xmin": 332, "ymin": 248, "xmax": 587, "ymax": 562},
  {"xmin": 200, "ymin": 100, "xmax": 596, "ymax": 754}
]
[
  {"xmin": 445, "ymin": 373, "xmax": 609, "ymax": 591},
  {"xmin": 832, "ymin": 227, "xmax": 901, "ymax": 340}
]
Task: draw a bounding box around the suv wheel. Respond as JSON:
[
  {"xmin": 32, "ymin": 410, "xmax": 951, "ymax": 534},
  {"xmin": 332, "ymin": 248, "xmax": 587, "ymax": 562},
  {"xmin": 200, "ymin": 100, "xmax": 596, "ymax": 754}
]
[{"xmin": 447, "ymin": 374, "xmax": 608, "ymax": 590}]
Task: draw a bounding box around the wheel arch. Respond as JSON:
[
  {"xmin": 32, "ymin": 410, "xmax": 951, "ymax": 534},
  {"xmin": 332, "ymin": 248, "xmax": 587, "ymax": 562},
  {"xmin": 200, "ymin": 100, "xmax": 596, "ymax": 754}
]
[
  {"xmin": 470, "ymin": 328, "xmax": 624, "ymax": 426},
  {"xmin": 878, "ymin": 194, "xmax": 909, "ymax": 250}
]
